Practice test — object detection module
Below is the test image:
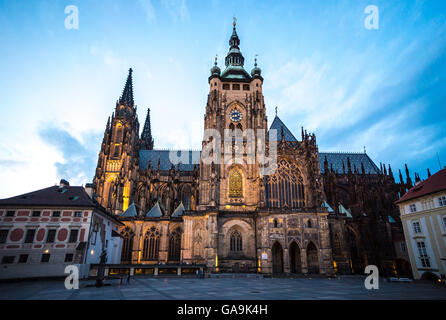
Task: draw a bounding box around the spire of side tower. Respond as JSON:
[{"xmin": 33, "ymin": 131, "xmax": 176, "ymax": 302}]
[
  {"xmin": 141, "ymin": 107, "xmax": 154, "ymax": 150},
  {"xmin": 119, "ymin": 68, "xmax": 134, "ymax": 107}
]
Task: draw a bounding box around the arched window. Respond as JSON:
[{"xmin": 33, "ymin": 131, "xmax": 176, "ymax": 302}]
[
  {"xmin": 274, "ymin": 219, "xmax": 278, "ymax": 228},
  {"xmin": 181, "ymin": 185, "xmax": 192, "ymax": 210},
  {"xmin": 115, "ymin": 125, "xmax": 123, "ymax": 142},
  {"xmin": 142, "ymin": 227, "xmax": 160, "ymax": 260},
  {"xmin": 168, "ymin": 227, "xmax": 182, "ymax": 261},
  {"xmin": 121, "ymin": 227, "xmax": 134, "ymax": 262},
  {"xmin": 230, "ymin": 230, "xmax": 242, "ymax": 252},
  {"xmin": 307, "ymin": 219, "xmax": 312, "ymax": 228},
  {"xmin": 264, "ymin": 159, "xmax": 305, "ymax": 208},
  {"xmin": 236, "ymin": 123, "xmax": 242, "ymax": 131},
  {"xmin": 229, "ymin": 169, "xmax": 243, "ymax": 198}
]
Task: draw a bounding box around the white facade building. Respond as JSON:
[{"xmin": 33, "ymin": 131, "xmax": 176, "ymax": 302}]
[
  {"xmin": 396, "ymin": 169, "xmax": 446, "ymax": 280},
  {"xmin": 0, "ymin": 180, "xmax": 123, "ymax": 280}
]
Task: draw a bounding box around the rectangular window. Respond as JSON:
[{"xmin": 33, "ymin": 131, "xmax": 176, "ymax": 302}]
[
  {"xmin": 438, "ymin": 196, "xmax": 446, "ymax": 207},
  {"xmin": 409, "ymin": 204, "xmax": 417, "ymax": 213},
  {"xmin": 73, "ymin": 211, "xmax": 82, "ymax": 217},
  {"xmin": 24, "ymin": 229, "xmax": 36, "ymax": 243},
  {"xmin": 417, "ymin": 242, "xmax": 430, "ymax": 267},
  {"xmin": 0, "ymin": 230, "xmax": 8, "ymax": 243},
  {"xmin": 69, "ymin": 229, "xmax": 79, "ymax": 243},
  {"xmin": 46, "ymin": 230, "xmax": 56, "ymax": 243},
  {"xmin": 400, "ymin": 242, "xmax": 407, "ymax": 252},
  {"xmin": 420, "ymin": 257, "xmax": 431, "ymax": 268},
  {"xmin": 413, "ymin": 221, "xmax": 421, "ymax": 233},
  {"xmin": 64, "ymin": 253, "xmax": 74, "ymax": 262},
  {"xmin": 222, "ymin": 83, "xmax": 230, "ymax": 90},
  {"xmin": 243, "ymin": 84, "xmax": 250, "ymax": 91},
  {"xmin": 32, "ymin": 211, "xmax": 41, "ymax": 217},
  {"xmin": 6, "ymin": 210, "xmax": 15, "ymax": 217},
  {"xmin": 417, "ymin": 241, "xmax": 428, "ymax": 256},
  {"xmin": 443, "ymin": 216, "xmax": 446, "ymax": 230},
  {"xmin": 52, "ymin": 211, "xmax": 61, "ymax": 217},
  {"xmin": 2, "ymin": 256, "xmax": 14, "ymax": 264},
  {"xmin": 18, "ymin": 254, "xmax": 28, "ymax": 263},
  {"xmin": 232, "ymin": 84, "xmax": 240, "ymax": 90},
  {"xmin": 41, "ymin": 254, "xmax": 50, "ymax": 263}
]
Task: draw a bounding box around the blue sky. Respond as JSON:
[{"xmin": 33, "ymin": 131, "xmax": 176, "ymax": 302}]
[{"xmin": 0, "ymin": 0, "xmax": 445, "ymax": 198}]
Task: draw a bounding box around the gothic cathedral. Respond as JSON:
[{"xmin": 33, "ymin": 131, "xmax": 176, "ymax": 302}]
[{"xmin": 93, "ymin": 21, "xmax": 410, "ymax": 276}]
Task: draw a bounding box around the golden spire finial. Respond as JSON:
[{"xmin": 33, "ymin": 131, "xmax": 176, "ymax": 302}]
[{"xmin": 233, "ymin": 17, "xmax": 237, "ymax": 27}]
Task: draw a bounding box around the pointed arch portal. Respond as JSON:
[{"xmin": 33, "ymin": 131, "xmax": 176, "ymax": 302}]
[
  {"xmin": 289, "ymin": 241, "xmax": 302, "ymax": 274},
  {"xmin": 272, "ymin": 242, "xmax": 284, "ymax": 274}
]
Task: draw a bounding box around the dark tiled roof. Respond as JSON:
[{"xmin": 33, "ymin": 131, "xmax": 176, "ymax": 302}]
[
  {"xmin": 138, "ymin": 118, "xmax": 380, "ymax": 176},
  {"xmin": 120, "ymin": 202, "xmax": 137, "ymax": 217},
  {"xmin": 139, "ymin": 150, "xmax": 200, "ymax": 171},
  {"xmin": 319, "ymin": 152, "xmax": 380, "ymax": 174},
  {"xmin": 0, "ymin": 185, "xmax": 96, "ymax": 207},
  {"xmin": 220, "ymin": 66, "xmax": 252, "ymax": 81},
  {"xmin": 146, "ymin": 201, "xmax": 163, "ymax": 217},
  {"xmin": 268, "ymin": 116, "xmax": 298, "ymax": 142},
  {"xmin": 172, "ymin": 202, "xmax": 184, "ymax": 217},
  {"xmin": 395, "ymin": 168, "xmax": 446, "ymax": 204}
]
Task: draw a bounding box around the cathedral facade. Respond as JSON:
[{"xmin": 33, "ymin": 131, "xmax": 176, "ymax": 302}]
[{"xmin": 93, "ymin": 22, "xmax": 411, "ymax": 276}]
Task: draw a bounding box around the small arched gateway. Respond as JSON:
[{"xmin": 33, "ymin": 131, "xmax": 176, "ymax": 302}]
[
  {"xmin": 289, "ymin": 241, "xmax": 302, "ymax": 274},
  {"xmin": 272, "ymin": 242, "xmax": 284, "ymax": 274},
  {"xmin": 306, "ymin": 241, "xmax": 319, "ymax": 274}
]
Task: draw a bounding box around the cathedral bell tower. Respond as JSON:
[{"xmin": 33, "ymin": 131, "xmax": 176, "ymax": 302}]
[
  {"xmin": 93, "ymin": 68, "xmax": 140, "ymax": 214},
  {"xmin": 199, "ymin": 19, "xmax": 268, "ymax": 211}
]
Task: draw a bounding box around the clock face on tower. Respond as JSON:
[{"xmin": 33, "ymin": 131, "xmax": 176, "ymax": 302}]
[{"xmin": 229, "ymin": 109, "xmax": 242, "ymax": 122}]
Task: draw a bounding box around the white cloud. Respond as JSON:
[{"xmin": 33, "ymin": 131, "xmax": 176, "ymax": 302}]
[
  {"xmin": 139, "ymin": 0, "xmax": 157, "ymax": 22},
  {"xmin": 161, "ymin": 0, "xmax": 190, "ymax": 22}
]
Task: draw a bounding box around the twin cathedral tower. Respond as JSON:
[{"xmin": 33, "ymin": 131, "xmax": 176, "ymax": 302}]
[{"xmin": 92, "ymin": 21, "xmax": 405, "ymax": 275}]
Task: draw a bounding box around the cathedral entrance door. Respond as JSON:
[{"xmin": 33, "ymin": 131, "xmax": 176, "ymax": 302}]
[
  {"xmin": 306, "ymin": 242, "xmax": 319, "ymax": 274},
  {"xmin": 272, "ymin": 242, "xmax": 283, "ymax": 274},
  {"xmin": 347, "ymin": 227, "xmax": 364, "ymax": 274},
  {"xmin": 289, "ymin": 241, "xmax": 301, "ymax": 274}
]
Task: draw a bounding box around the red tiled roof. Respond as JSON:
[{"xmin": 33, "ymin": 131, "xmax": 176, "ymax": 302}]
[{"xmin": 395, "ymin": 168, "xmax": 446, "ymax": 204}]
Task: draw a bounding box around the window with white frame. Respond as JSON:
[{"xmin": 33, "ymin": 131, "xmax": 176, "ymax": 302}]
[
  {"xmin": 416, "ymin": 241, "xmax": 431, "ymax": 268},
  {"xmin": 422, "ymin": 200, "xmax": 434, "ymax": 210},
  {"xmin": 438, "ymin": 196, "xmax": 446, "ymax": 207},
  {"xmin": 412, "ymin": 221, "xmax": 421, "ymax": 233},
  {"xmin": 91, "ymin": 223, "xmax": 99, "ymax": 245},
  {"xmin": 409, "ymin": 204, "xmax": 417, "ymax": 213}
]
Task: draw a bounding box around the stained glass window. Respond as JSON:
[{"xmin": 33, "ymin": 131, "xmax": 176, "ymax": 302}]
[
  {"xmin": 229, "ymin": 169, "xmax": 243, "ymax": 198},
  {"xmin": 121, "ymin": 227, "xmax": 134, "ymax": 261},
  {"xmin": 264, "ymin": 159, "xmax": 305, "ymax": 208},
  {"xmin": 168, "ymin": 227, "xmax": 182, "ymax": 261},
  {"xmin": 230, "ymin": 230, "xmax": 242, "ymax": 252},
  {"xmin": 143, "ymin": 227, "xmax": 160, "ymax": 260}
]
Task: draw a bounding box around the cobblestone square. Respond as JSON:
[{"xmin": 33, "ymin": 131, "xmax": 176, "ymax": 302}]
[{"xmin": 0, "ymin": 276, "xmax": 445, "ymax": 300}]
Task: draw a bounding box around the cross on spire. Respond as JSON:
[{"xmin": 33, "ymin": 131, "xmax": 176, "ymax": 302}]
[{"xmin": 275, "ymin": 106, "xmax": 278, "ymax": 116}]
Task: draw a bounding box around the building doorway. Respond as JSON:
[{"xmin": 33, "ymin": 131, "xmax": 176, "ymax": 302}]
[
  {"xmin": 306, "ymin": 242, "xmax": 319, "ymax": 274},
  {"xmin": 289, "ymin": 241, "xmax": 301, "ymax": 274},
  {"xmin": 347, "ymin": 227, "xmax": 364, "ymax": 274},
  {"xmin": 272, "ymin": 242, "xmax": 283, "ymax": 274}
]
